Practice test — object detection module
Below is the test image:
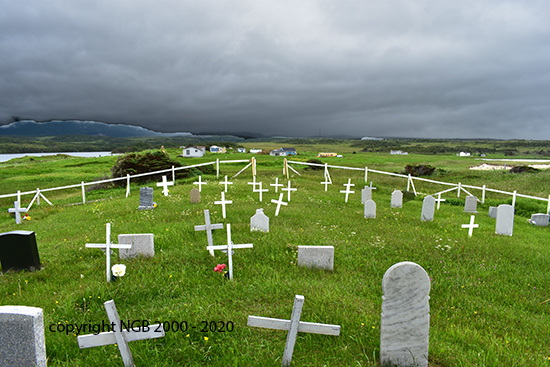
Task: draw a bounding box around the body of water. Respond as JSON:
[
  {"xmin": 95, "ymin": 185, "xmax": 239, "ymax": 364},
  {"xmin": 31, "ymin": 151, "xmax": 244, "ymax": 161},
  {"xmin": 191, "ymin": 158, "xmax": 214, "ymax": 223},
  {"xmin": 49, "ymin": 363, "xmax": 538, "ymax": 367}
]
[{"xmin": 0, "ymin": 151, "xmax": 116, "ymax": 163}]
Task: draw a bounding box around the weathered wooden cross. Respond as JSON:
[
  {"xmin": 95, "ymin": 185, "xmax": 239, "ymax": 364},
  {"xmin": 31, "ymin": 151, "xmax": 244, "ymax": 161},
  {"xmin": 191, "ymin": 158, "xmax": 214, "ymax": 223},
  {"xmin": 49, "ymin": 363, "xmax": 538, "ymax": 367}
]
[
  {"xmin": 214, "ymin": 191, "xmax": 233, "ymax": 219},
  {"xmin": 219, "ymin": 175, "xmax": 233, "ymax": 192},
  {"xmin": 340, "ymin": 178, "xmax": 355, "ymax": 203},
  {"xmin": 434, "ymin": 193, "xmax": 446, "ymax": 210},
  {"xmin": 8, "ymin": 200, "xmax": 28, "ymax": 224},
  {"xmin": 156, "ymin": 175, "xmax": 174, "ymax": 196},
  {"xmin": 320, "ymin": 164, "xmax": 332, "ymax": 191},
  {"xmin": 206, "ymin": 223, "xmax": 253, "ymax": 279},
  {"xmin": 281, "ymin": 181, "xmax": 297, "ymax": 201},
  {"xmin": 253, "ymin": 181, "xmax": 269, "ymax": 202},
  {"xmin": 271, "ymin": 193, "xmax": 288, "ymax": 216},
  {"xmin": 461, "ymin": 215, "xmax": 479, "ymax": 237},
  {"xmin": 247, "ymin": 295, "xmax": 341, "ymax": 367},
  {"xmin": 77, "ymin": 299, "xmax": 165, "ymax": 367},
  {"xmin": 194, "ymin": 209, "xmax": 224, "ymax": 256},
  {"xmin": 85, "ymin": 223, "xmax": 132, "ymax": 282},
  {"xmin": 270, "ymin": 177, "xmax": 284, "ymax": 193},
  {"xmin": 193, "ymin": 175, "xmax": 207, "ymax": 192}
]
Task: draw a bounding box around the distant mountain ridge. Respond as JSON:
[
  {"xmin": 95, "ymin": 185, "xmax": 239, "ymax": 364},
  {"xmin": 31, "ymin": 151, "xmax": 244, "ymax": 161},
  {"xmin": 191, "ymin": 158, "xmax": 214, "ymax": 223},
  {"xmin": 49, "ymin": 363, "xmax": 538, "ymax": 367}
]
[{"xmin": 0, "ymin": 120, "xmax": 193, "ymax": 137}]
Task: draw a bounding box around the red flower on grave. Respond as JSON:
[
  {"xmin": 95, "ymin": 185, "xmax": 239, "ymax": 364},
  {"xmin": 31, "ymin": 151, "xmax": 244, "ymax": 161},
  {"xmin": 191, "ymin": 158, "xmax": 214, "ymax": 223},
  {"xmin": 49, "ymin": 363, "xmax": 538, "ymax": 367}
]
[{"xmin": 213, "ymin": 264, "xmax": 226, "ymax": 273}]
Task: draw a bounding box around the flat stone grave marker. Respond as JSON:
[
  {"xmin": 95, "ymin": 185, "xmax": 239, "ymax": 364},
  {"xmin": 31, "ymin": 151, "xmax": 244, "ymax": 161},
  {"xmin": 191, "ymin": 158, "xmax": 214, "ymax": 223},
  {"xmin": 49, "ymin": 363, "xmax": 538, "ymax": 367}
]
[
  {"xmin": 529, "ymin": 213, "xmax": 550, "ymax": 227},
  {"xmin": 391, "ymin": 190, "xmax": 403, "ymax": 208},
  {"xmin": 340, "ymin": 178, "xmax": 355, "ymax": 203},
  {"xmin": 488, "ymin": 206, "xmax": 498, "ymax": 219},
  {"xmin": 251, "ymin": 208, "xmax": 269, "ymax": 232},
  {"xmin": 0, "ymin": 230, "xmax": 41, "ymax": 274},
  {"xmin": 297, "ymin": 246, "xmax": 334, "ymax": 270},
  {"xmin": 206, "ymin": 224, "xmax": 253, "ymax": 279},
  {"xmin": 118, "ymin": 234, "xmax": 154, "ymax": 259},
  {"xmin": 86, "ymin": 223, "xmax": 132, "ymax": 282},
  {"xmin": 195, "ymin": 209, "xmax": 223, "ymax": 256},
  {"xmin": 193, "ymin": 175, "xmax": 207, "ymax": 192},
  {"xmin": 8, "ymin": 200, "xmax": 28, "ymax": 224},
  {"xmin": 421, "ymin": 195, "xmax": 436, "ymax": 222},
  {"xmin": 77, "ymin": 299, "xmax": 165, "ymax": 367},
  {"xmin": 190, "ymin": 188, "xmax": 201, "ymax": 204},
  {"xmin": 271, "ymin": 193, "xmax": 288, "ymax": 216},
  {"xmin": 461, "ymin": 215, "xmax": 479, "ymax": 237},
  {"xmin": 214, "ymin": 191, "xmax": 233, "ymax": 219},
  {"xmin": 380, "ymin": 261, "xmax": 430, "ymax": 367},
  {"xmin": 496, "ymin": 204, "xmax": 514, "ymax": 236},
  {"xmin": 364, "ymin": 200, "xmax": 376, "ymax": 219},
  {"xmin": 0, "ymin": 305, "xmax": 47, "ymax": 367},
  {"xmin": 138, "ymin": 187, "xmax": 154, "ymax": 210},
  {"xmin": 464, "ymin": 196, "xmax": 478, "ymax": 213},
  {"xmin": 156, "ymin": 175, "xmax": 174, "ymax": 196},
  {"xmin": 248, "ymin": 295, "xmax": 341, "ymax": 367}
]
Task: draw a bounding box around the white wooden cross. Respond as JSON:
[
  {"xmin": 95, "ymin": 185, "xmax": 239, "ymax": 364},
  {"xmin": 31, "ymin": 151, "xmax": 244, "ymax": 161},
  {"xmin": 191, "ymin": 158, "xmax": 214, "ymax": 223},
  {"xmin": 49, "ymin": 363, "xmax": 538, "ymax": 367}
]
[
  {"xmin": 214, "ymin": 191, "xmax": 233, "ymax": 219},
  {"xmin": 369, "ymin": 181, "xmax": 377, "ymax": 191},
  {"xmin": 8, "ymin": 200, "xmax": 28, "ymax": 224},
  {"xmin": 247, "ymin": 295, "xmax": 341, "ymax": 367},
  {"xmin": 321, "ymin": 178, "xmax": 331, "ymax": 192},
  {"xmin": 281, "ymin": 181, "xmax": 297, "ymax": 201},
  {"xmin": 194, "ymin": 209, "xmax": 224, "ymax": 256},
  {"xmin": 321, "ymin": 165, "xmax": 332, "ymax": 191},
  {"xmin": 247, "ymin": 176, "xmax": 259, "ymax": 191},
  {"xmin": 340, "ymin": 178, "xmax": 355, "ymax": 203},
  {"xmin": 434, "ymin": 193, "xmax": 446, "ymax": 210},
  {"xmin": 271, "ymin": 193, "xmax": 288, "ymax": 217},
  {"xmin": 86, "ymin": 223, "xmax": 132, "ymax": 282},
  {"xmin": 156, "ymin": 175, "xmax": 174, "ymax": 196},
  {"xmin": 270, "ymin": 177, "xmax": 284, "ymax": 193},
  {"xmin": 206, "ymin": 224, "xmax": 253, "ymax": 279},
  {"xmin": 193, "ymin": 175, "xmax": 207, "ymax": 192},
  {"xmin": 77, "ymin": 299, "xmax": 165, "ymax": 367},
  {"xmin": 461, "ymin": 215, "xmax": 479, "ymax": 237},
  {"xmin": 253, "ymin": 181, "xmax": 269, "ymax": 202},
  {"xmin": 219, "ymin": 175, "xmax": 233, "ymax": 193}
]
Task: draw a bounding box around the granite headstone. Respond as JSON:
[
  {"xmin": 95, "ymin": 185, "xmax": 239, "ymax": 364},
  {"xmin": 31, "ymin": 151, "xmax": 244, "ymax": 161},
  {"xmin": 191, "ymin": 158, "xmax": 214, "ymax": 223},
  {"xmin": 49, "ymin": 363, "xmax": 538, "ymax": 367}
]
[
  {"xmin": 391, "ymin": 190, "xmax": 403, "ymax": 208},
  {"xmin": 421, "ymin": 195, "xmax": 436, "ymax": 222},
  {"xmin": 364, "ymin": 200, "xmax": 376, "ymax": 219},
  {"xmin": 464, "ymin": 196, "xmax": 478, "ymax": 213},
  {"xmin": 297, "ymin": 246, "xmax": 334, "ymax": 271},
  {"xmin": 529, "ymin": 213, "xmax": 550, "ymax": 227},
  {"xmin": 496, "ymin": 204, "xmax": 514, "ymax": 236},
  {"xmin": 0, "ymin": 231, "xmax": 41, "ymax": 274},
  {"xmin": 118, "ymin": 234, "xmax": 154, "ymax": 259},
  {"xmin": 250, "ymin": 209, "xmax": 269, "ymax": 232},
  {"xmin": 190, "ymin": 188, "xmax": 201, "ymax": 204},
  {"xmin": 488, "ymin": 206, "xmax": 498, "ymax": 219},
  {"xmin": 138, "ymin": 187, "xmax": 154, "ymax": 210}
]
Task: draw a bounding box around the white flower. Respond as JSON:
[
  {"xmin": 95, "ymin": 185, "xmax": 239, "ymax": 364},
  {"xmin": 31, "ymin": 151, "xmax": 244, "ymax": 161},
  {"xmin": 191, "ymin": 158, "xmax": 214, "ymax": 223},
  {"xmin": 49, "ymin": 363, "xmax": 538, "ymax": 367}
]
[{"xmin": 111, "ymin": 264, "xmax": 126, "ymax": 277}]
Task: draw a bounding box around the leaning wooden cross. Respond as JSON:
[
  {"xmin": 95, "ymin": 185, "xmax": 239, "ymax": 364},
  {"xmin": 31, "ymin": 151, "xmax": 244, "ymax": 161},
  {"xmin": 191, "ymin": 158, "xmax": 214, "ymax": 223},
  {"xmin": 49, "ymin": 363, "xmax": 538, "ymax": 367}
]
[
  {"xmin": 194, "ymin": 209, "xmax": 223, "ymax": 256},
  {"xmin": 85, "ymin": 223, "xmax": 131, "ymax": 282},
  {"xmin": 206, "ymin": 223, "xmax": 252, "ymax": 279},
  {"xmin": 78, "ymin": 299, "xmax": 165, "ymax": 367},
  {"xmin": 248, "ymin": 295, "xmax": 341, "ymax": 366},
  {"xmin": 271, "ymin": 193, "xmax": 288, "ymax": 216},
  {"xmin": 340, "ymin": 178, "xmax": 355, "ymax": 203}
]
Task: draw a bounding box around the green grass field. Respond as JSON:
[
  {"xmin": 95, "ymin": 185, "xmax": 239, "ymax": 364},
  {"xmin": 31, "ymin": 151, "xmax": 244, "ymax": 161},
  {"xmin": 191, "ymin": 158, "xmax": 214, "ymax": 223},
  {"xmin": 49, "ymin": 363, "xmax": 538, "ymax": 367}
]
[{"xmin": 1, "ymin": 145, "xmax": 550, "ymax": 366}]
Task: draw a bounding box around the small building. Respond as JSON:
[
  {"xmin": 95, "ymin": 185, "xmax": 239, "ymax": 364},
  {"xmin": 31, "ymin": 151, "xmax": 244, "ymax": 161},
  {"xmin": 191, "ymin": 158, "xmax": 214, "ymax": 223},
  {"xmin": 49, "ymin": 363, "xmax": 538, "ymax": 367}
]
[
  {"xmin": 237, "ymin": 148, "xmax": 247, "ymax": 153},
  {"xmin": 458, "ymin": 152, "xmax": 471, "ymax": 157},
  {"xmin": 210, "ymin": 145, "xmax": 227, "ymax": 153},
  {"xmin": 317, "ymin": 152, "xmax": 337, "ymax": 158},
  {"xmin": 182, "ymin": 146, "xmax": 204, "ymax": 158},
  {"xmin": 269, "ymin": 147, "xmax": 297, "ymax": 156},
  {"xmin": 250, "ymin": 148, "xmax": 263, "ymax": 154},
  {"xmin": 390, "ymin": 150, "xmax": 408, "ymax": 155}
]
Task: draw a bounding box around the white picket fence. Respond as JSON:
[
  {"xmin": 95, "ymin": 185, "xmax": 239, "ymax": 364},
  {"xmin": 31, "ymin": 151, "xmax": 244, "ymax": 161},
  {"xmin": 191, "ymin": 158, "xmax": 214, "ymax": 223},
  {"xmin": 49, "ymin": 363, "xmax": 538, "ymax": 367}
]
[{"xmin": 2, "ymin": 157, "xmax": 549, "ymax": 215}]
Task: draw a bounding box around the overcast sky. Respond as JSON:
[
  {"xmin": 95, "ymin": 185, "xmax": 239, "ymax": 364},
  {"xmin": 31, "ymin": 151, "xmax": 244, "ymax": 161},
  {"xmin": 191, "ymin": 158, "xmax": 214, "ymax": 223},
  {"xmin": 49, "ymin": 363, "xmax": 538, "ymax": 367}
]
[{"xmin": 1, "ymin": 1, "xmax": 549, "ymax": 139}]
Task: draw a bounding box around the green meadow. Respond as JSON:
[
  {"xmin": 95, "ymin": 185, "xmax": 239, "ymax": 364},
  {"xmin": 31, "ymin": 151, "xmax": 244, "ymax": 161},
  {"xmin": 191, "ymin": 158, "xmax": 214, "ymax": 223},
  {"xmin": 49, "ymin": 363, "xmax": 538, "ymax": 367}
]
[{"xmin": 1, "ymin": 143, "xmax": 550, "ymax": 366}]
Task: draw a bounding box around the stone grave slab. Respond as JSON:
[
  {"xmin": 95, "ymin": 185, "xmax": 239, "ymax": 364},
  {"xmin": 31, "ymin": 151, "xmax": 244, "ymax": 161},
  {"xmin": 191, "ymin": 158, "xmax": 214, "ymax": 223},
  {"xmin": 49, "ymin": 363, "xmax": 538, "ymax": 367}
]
[
  {"xmin": 380, "ymin": 261, "xmax": 430, "ymax": 367},
  {"xmin": 251, "ymin": 208, "xmax": 269, "ymax": 232},
  {"xmin": 421, "ymin": 195, "xmax": 436, "ymax": 222},
  {"xmin": 391, "ymin": 190, "xmax": 403, "ymax": 208},
  {"xmin": 464, "ymin": 196, "xmax": 478, "ymax": 213},
  {"xmin": 364, "ymin": 200, "xmax": 376, "ymax": 219},
  {"xmin": 0, "ymin": 231, "xmax": 41, "ymax": 274},
  {"xmin": 118, "ymin": 234, "xmax": 154, "ymax": 259},
  {"xmin": 488, "ymin": 206, "xmax": 498, "ymax": 219},
  {"xmin": 138, "ymin": 187, "xmax": 154, "ymax": 210},
  {"xmin": 190, "ymin": 188, "xmax": 201, "ymax": 204},
  {"xmin": 297, "ymin": 246, "xmax": 334, "ymax": 271},
  {"xmin": 496, "ymin": 204, "xmax": 514, "ymax": 236},
  {"xmin": 361, "ymin": 186, "xmax": 373, "ymax": 204},
  {"xmin": 0, "ymin": 305, "xmax": 47, "ymax": 367},
  {"xmin": 529, "ymin": 213, "xmax": 550, "ymax": 227}
]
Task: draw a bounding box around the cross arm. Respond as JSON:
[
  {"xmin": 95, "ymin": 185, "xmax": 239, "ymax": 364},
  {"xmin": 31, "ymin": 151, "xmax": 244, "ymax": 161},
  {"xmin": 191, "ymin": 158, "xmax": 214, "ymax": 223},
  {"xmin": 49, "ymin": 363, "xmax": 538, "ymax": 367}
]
[
  {"xmin": 85, "ymin": 243, "xmax": 132, "ymax": 249},
  {"xmin": 77, "ymin": 324, "xmax": 165, "ymax": 348},
  {"xmin": 247, "ymin": 316, "xmax": 340, "ymax": 336}
]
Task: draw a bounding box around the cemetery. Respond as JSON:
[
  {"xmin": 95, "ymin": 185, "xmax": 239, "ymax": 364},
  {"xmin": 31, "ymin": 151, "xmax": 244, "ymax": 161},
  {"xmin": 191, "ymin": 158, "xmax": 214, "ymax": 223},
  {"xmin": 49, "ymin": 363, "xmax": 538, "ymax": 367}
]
[{"xmin": 0, "ymin": 145, "xmax": 550, "ymax": 366}]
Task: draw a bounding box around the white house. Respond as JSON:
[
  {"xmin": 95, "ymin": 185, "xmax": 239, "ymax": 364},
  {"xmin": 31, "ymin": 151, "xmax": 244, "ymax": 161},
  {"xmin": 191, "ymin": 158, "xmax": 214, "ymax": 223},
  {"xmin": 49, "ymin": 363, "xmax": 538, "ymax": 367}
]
[
  {"xmin": 458, "ymin": 152, "xmax": 471, "ymax": 157},
  {"xmin": 390, "ymin": 150, "xmax": 408, "ymax": 155},
  {"xmin": 210, "ymin": 145, "xmax": 227, "ymax": 153},
  {"xmin": 237, "ymin": 148, "xmax": 247, "ymax": 153},
  {"xmin": 250, "ymin": 149, "xmax": 263, "ymax": 154},
  {"xmin": 182, "ymin": 146, "xmax": 204, "ymax": 158}
]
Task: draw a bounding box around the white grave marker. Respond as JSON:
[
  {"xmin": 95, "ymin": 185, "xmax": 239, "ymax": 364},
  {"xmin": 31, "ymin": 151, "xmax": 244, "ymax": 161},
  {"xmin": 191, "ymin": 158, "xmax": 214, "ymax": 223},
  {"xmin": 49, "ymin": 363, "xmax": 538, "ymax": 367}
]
[
  {"xmin": 194, "ymin": 209, "xmax": 224, "ymax": 256},
  {"xmin": 193, "ymin": 176, "xmax": 207, "ymax": 192},
  {"xmin": 364, "ymin": 199, "xmax": 376, "ymax": 219},
  {"xmin": 464, "ymin": 196, "xmax": 478, "ymax": 213},
  {"xmin": 206, "ymin": 223, "xmax": 253, "ymax": 279},
  {"xmin": 461, "ymin": 215, "xmax": 479, "ymax": 237},
  {"xmin": 156, "ymin": 175, "xmax": 174, "ymax": 196},
  {"xmin": 495, "ymin": 204, "xmax": 514, "ymax": 236},
  {"xmin": 8, "ymin": 200, "xmax": 28, "ymax": 224},
  {"xmin": 253, "ymin": 181, "xmax": 269, "ymax": 202},
  {"xmin": 219, "ymin": 175, "xmax": 233, "ymax": 192},
  {"xmin": 340, "ymin": 178, "xmax": 355, "ymax": 203},
  {"xmin": 118, "ymin": 234, "xmax": 155, "ymax": 259},
  {"xmin": 85, "ymin": 223, "xmax": 131, "ymax": 282},
  {"xmin": 391, "ymin": 190, "xmax": 403, "ymax": 208},
  {"xmin": 270, "ymin": 177, "xmax": 284, "ymax": 193},
  {"xmin": 77, "ymin": 300, "xmax": 165, "ymax": 367},
  {"xmin": 250, "ymin": 209, "xmax": 269, "ymax": 232},
  {"xmin": 281, "ymin": 181, "xmax": 297, "ymax": 201},
  {"xmin": 271, "ymin": 193, "xmax": 288, "ymax": 217},
  {"xmin": 380, "ymin": 262, "xmax": 430, "ymax": 367},
  {"xmin": 214, "ymin": 191, "xmax": 233, "ymax": 219},
  {"xmin": 297, "ymin": 246, "xmax": 334, "ymax": 270},
  {"xmin": 248, "ymin": 295, "xmax": 341, "ymax": 367},
  {"xmin": 421, "ymin": 195, "xmax": 436, "ymax": 222}
]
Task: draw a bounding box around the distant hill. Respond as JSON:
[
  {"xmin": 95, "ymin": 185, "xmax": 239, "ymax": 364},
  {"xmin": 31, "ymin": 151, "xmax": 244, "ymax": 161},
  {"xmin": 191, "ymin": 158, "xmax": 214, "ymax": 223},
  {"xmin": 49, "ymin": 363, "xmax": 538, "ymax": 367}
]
[{"xmin": 0, "ymin": 120, "xmax": 193, "ymax": 137}]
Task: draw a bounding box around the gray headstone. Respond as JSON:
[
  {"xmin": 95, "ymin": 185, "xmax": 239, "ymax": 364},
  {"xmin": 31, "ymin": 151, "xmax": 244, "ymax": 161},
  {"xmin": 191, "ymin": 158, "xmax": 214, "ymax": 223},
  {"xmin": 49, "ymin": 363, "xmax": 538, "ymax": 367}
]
[
  {"xmin": 190, "ymin": 188, "xmax": 201, "ymax": 204},
  {"xmin": 464, "ymin": 196, "xmax": 478, "ymax": 213},
  {"xmin": 361, "ymin": 187, "xmax": 373, "ymax": 204},
  {"xmin": 250, "ymin": 209, "xmax": 269, "ymax": 232},
  {"xmin": 391, "ymin": 190, "xmax": 403, "ymax": 208},
  {"xmin": 529, "ymin": 213, "xmax": 550, "ymax": 227},
  {"xmin": 118, "ymin": 234, "xmax": 154, "ymax": 259},
  {"xmin": 380, "ymin": 262, "xmax": 430, "ymax": 367},
  {"xmin": 496, "ymin": 204, "xmax": 514, "ymax": 236},
  {"xmin": 488, "ymin": 206, "xmax": 498, "ymax": 219},
  {"xmin": 297, "ymin": 246, "xmax": 334, "ymax": 271},
  {"xmin": 364, "ymin": 200, "xmax": 376, "ymax": 219},
  {"xmin": 138, "ymin": 187, "xmax": 154, "ymax": 210},
  {"xmin": 0, "ymin": 231, "xmax": 41, "ymax": 274},
  {"xmin": 0, "ymin": 306, "xmax": 47, "ymax": 367},
  {"xmin": 421, "ymin": 195, "xmax": 436, "ymax": 222}
]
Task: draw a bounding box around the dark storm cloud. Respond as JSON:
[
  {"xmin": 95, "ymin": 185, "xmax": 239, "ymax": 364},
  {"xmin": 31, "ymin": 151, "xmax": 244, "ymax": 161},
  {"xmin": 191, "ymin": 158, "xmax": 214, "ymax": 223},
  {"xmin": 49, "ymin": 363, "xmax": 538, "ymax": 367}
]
[{"xmin": 1, "ymin": 1, "xmax": 549, "ymax": 138}]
